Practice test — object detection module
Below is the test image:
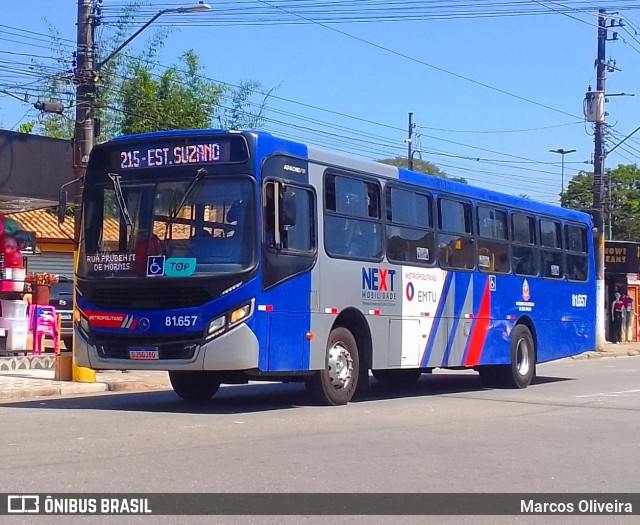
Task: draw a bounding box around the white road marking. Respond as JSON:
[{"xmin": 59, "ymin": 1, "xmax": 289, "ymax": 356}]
[{"xmin": 576, "ymin": 389, "xmax": 640, "ymax": 398}]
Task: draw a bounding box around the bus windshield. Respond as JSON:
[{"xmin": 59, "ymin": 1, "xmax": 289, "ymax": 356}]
[{"xmin": 79, "ymin": 175, "xmax": 257, "ymax": 279}]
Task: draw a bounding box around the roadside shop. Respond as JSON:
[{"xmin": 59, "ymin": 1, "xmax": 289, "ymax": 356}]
[{"xmin": 605, "ymin": 240, "xmax": 640, "ymax": 342}]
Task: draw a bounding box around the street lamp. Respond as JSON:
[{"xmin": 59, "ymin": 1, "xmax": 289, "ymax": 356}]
[
  {"xmin": 549, "ymin": 148, "xmax": 577, "ymax": 202},
  {"xmin": 97, "ymin": 3, "xmax": 212, "ymax": 70}
]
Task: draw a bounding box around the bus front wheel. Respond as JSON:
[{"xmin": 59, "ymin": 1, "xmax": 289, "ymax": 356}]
[
  {"xmin": 169, "ymin": 371, "xmax": 220, "ymax": 401},
  {"xmin": 306, "ymin": 327, "xmax": 359, "ymax": 405}
]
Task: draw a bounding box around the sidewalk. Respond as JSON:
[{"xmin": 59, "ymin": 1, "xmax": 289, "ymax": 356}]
[
  {"xmin": 0, "ymin": 342, "xmax": 638, "ymax": 401},
  {"xmin": 0, "ymin": 369, "xmax": 171, "ymax": 400},
  {"xmin": 571, "ymin": 340, "xmax": 640, "ymax": 360}
]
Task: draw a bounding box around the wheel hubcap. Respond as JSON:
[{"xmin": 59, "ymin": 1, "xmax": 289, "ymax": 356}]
[
  {"xmin": 516, "ymin": 337, "xmax": 531, "ymax": 376},
  {"xmin": 327, "ymin": 341, "xmax": 353, "ymax": 390}
]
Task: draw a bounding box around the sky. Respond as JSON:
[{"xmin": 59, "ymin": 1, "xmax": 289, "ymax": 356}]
[{"xmin": 1, "ymin": 0, "xmax": 640, "ymax": 205}]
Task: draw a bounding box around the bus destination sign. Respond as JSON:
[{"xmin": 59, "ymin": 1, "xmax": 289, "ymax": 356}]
[{"xmin": 119, "ymin": 140, "xmax": 236, "ymax": 169}]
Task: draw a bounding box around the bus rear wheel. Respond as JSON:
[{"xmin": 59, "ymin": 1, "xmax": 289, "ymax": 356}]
[
  {"xmin": 372, "ymin": 369, "xmax": 422, "ymax": 385},
  {"xmin": 306, "ymin": 327, "xmax": 359, "ymax": 405},
  {"xmin": 479, "ymin": 325, "xmax": 535, "ymax": 389},
  {"xmin": 169, "ymin": 371, "xmax": 221, "ymax": 401},
  {"xmin": 505, "ymin": 324, "xmax": 536, "ymax": 388}
]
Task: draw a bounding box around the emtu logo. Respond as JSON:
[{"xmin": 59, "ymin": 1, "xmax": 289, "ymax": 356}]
[{"xmin": 362, "ymin": 267, "xmax": 397, "ymax": 302}]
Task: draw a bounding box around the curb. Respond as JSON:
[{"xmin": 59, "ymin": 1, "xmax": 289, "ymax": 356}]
[
  {"xmin": 103, "ymin": 380, "xmax": 169, "ymax": 392},
  {"xmin": 571, "ymin": 350, "xmax": 640, "ymax": 360},
  {"xmin": 0, "ymin": 382, "xmax": 108, "ymax": 400},
  {"xmin": 0, "ymin": 376, "xmax": 169, "ymax": 401}
]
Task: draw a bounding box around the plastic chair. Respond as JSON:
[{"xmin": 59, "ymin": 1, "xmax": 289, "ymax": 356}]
[{"xmin": 28, "ymin": 305, "xmax": 60, "ymax": 355}]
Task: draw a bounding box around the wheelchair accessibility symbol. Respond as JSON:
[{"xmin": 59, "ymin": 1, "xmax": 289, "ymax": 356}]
[
  {"xmin": 147, "ymin": 256, "xmax": 165, "ymax": 277},
  {"xmin": 489, "ymin": 275, "xmax": 497, "ymax": 292}
]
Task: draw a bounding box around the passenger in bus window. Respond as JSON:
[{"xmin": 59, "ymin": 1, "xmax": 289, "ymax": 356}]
[{"xmin": 134, "ymin": 233, "xmax": 163, "ymax": 274}]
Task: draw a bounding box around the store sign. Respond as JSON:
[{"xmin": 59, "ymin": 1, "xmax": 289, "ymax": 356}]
[{"xmin": 605, "ymin": 241, "xmax": 640, "ymax": 274}]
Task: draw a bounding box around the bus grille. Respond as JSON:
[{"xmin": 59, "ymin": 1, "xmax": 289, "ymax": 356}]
[
  {"xmin": 87, "ymin": 286, "xmax": 212, "ymax": 310},
  {"xmin": 95, "ymin": 335, "xmax": 200, "ymax": 360}
]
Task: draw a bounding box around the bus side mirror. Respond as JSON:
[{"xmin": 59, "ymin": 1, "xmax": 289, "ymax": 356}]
[
  {"xmin": 281, "ymin": 191, "xmax": 297, "ymax": 227},
  {"xmin": 58, "ymin": 191, "xmax": 67, "ymax": 225}
]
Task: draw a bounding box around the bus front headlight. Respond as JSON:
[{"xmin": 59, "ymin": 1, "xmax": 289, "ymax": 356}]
[{"xmin": 205, "ymin": 315, "xmax": 226, "ymax": 341}]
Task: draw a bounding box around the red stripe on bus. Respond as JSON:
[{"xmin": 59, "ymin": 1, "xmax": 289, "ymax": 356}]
[{"xmin": 464, "ymin": 282, "xmax": 491, "ymax": 366}]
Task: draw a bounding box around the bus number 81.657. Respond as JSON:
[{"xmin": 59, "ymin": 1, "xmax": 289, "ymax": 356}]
[
  {"xmin": 165, "ymin": 316, "xmax": 198, "ymax": 327},
  {"xmin": 572, "ymin": 294, "xmax": 588, "ymax": 307}
]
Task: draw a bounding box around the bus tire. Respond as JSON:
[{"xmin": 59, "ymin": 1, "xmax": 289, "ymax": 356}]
[
  {"xmin": 372, "ymin": 369, "xmax": 422, "ymax": 385},
  {"xmin": 306, "ymin": 327, "xmax": 359, "ymax": 405},
  {"xmin": 478, "ymin": 326, "xmax": 536, "ymax": 388},
  {"xmin": 504, "ymin": 324, "xmax": 536, "ymax": 388},
  {"xmin": 169, "ymin": 371, "xmax": 220, "ymax": 401}
]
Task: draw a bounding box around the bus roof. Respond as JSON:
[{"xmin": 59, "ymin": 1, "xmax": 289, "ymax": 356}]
[{"xmin": 104, "ymin": 129, "xmax": 592, "ymax": 225}]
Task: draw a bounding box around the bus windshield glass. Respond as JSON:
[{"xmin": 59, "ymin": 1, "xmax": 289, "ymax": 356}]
[{"xmin": 79, "ymin": 175, "xmax": 256, "ymax": 279}]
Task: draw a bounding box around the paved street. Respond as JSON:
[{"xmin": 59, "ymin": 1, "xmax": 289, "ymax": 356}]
[{"xmin": 0, "ymin": 356, "xmax": 639, "ymax": 524}]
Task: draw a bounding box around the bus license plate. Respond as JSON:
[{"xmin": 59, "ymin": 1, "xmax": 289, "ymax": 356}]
[{"xmin": 129, "ymin": 347, "xmax": 159, "ymax": 360}]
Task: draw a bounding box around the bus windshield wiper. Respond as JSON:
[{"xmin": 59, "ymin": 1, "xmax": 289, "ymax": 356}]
[
  {"xmin": 108, "ymin": 172, "xmax": 133, "ymax": 228},
  {"xmin": 167, "ymin": 168, "xmax": 207, "ymax": 226}
]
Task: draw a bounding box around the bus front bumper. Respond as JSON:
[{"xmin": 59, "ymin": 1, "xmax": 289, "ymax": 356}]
[{"xmin": 73, "ymin": 324, "xmax": 259, "ymax": 371}]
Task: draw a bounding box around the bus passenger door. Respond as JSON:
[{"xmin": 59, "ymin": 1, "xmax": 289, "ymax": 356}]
[{"xmin": 388, "ymin": 319, "xmax": 421, "ymax": 367}]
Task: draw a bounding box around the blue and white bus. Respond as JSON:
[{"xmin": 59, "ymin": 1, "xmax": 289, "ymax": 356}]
[{"xmin": 68, "ymin": 130, "xmax": 595, "ymax": 405}]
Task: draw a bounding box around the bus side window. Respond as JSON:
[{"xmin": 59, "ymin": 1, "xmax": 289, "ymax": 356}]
[
  {"xmin": 282, "ymin": 187, "xmax": 314, "ymax": 251},
  {"xmin": 261, "ymin": 177, "xmax": 316, "ymax": 290},
  {"xmin": 565, "ymin": 224, "xmax": 589, "ymax": 282},
  {"xmin": 385, "ymin": 185, "xmax": 435, "ymax": 266},
  {"xmin": 512, "ymin": 213, "xmax": 538, "ymax": 276},
  {"xmin": 324, "ymin": 172, "xmax": 382, "ymax": 261},
  {"xmin": 477, "ymin": 206, "xmax": 509, "ymax": 273},
  {"xmin": 437, "ymin": 198, "xmax": 474, "ymax": 270},
  {"xmin": 540, "ymin": 218, "xmax": 563, "ymax": 279}
]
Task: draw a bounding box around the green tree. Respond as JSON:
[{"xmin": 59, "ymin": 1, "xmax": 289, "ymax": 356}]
[
  {"xmin": 379, "ymin": 156, "xmax": 468, "ymax": 184},
  {"xmin": 16, "ymin": 122, "xmax": 35, "ymax": 134},
  {"xmin": 119, "ymin": 51, "xmax": 224, "ymax": 134},
  {"xmin": 563, "ymin": 164, "xmax": 640, "ymax": 241}
]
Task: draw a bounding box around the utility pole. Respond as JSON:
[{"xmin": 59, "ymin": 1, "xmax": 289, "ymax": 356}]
[
  {"xmin": 74, "ymin": 0, "xmax": 96, "ymax": 242},
  {"xmin": 591, "ymin": 8, "xmax": 608, "ymax": 349},
  {"xmin": 606, "ymin": 169, "xmax": 612, "ymax": 240},
  {"xmin": 407, "ymin": 112, "xmax": 414, "ymax": 170},
  {"xmin": 71, "ymin": 0, "xmax": 97, "ymax": 382}
]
